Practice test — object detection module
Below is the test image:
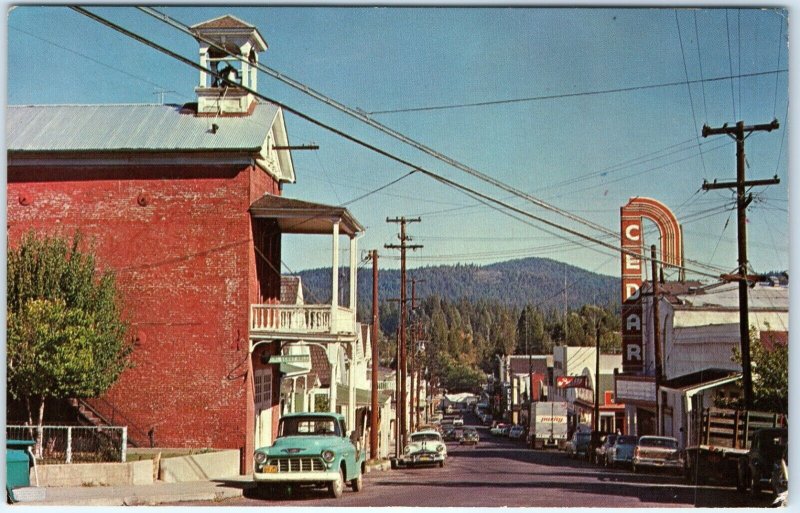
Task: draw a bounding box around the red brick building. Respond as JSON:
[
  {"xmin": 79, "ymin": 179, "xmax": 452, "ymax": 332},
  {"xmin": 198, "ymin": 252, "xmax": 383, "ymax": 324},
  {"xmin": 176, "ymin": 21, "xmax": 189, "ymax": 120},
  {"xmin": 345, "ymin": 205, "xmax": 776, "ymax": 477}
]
[{"xmin": 7, "ymin": 15, "xmax": 363, "ymax": 473}]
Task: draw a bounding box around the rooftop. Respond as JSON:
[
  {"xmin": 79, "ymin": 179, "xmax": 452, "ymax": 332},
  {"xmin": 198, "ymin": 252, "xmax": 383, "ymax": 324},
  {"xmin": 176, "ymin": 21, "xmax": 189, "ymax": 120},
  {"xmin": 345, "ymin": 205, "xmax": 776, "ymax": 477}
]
[{"xmin": 7, "ymin": 103, "xmax": 279, "ymax": 154}]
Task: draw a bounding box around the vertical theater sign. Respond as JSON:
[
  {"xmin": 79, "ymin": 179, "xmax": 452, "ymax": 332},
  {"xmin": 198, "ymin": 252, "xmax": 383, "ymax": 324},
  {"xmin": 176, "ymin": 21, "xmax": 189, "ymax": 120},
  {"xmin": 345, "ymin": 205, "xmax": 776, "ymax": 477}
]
[{"xmin": 616, "ymin": 198, "xmax": 682, "ymax": 434}]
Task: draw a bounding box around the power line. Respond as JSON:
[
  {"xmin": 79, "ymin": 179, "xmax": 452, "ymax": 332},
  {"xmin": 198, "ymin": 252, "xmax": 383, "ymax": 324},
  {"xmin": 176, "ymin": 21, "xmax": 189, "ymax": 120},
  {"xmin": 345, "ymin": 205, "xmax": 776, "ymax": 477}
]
[
  {"xmin": 71, "ymin": 6, "xmax": 724, "ymax": 281},
  {"xmin": 674, "ymin": 10, "xmax": 707, "ymax": 176},
  {"xmin": 136, "ymin": 6, "xmax": 627, "ymax": 241},
  {"xmin": 340, "ymin": 171, "xmax": 417, "ymax": 207},
  {"xmin": 725, "ymin": 10, "xmax": 737, "ymax": 119},
  {"xmin": 772, "ymin": 15, "xmax": 784, "ymax": 118},
  {"xmin": 364, "ymin": 69, "xmax": 785, "ymax": 116},
  {"xmin": 693, "ymin": 11, "xmax": 709, "ymax": 122}
]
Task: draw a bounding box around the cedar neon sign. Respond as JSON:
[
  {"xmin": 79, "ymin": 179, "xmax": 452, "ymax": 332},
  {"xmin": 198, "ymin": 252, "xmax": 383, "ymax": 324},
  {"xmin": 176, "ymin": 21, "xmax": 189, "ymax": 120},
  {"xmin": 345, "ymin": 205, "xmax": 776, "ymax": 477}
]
[{"xmin": 620, "ymin": 198, "xmax": 682, "ymax": 374}]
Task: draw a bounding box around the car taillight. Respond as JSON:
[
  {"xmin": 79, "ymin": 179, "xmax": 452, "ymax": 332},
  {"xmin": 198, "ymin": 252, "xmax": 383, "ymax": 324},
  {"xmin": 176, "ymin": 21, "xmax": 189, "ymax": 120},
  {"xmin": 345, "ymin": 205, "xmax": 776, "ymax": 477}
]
[{"xmin": 634, "ymin": 447, "xmax": 640, "ymax": 457}]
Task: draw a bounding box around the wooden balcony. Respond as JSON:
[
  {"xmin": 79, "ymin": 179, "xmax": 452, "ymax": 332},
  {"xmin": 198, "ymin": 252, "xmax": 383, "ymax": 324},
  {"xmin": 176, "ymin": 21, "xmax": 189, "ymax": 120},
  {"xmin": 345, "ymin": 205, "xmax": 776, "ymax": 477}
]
[{"xmin": 250, "ymin": 304, "xmax": 357, "ymax": 341}]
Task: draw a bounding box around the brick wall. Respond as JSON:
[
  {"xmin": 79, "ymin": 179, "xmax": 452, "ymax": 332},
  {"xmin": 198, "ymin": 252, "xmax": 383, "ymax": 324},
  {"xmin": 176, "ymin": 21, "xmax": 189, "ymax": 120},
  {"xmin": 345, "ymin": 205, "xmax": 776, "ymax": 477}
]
[{"xmin": 8, "ymin": 162, "xmax": 283, "ymax": 472}]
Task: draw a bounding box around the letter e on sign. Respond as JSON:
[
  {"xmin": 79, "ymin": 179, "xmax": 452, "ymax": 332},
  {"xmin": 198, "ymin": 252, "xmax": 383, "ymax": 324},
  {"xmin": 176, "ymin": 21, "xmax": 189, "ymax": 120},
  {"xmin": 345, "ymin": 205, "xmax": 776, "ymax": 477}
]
[{"xmin": 625, "ymin": 254, "xmax": 641, "ymax": 271}]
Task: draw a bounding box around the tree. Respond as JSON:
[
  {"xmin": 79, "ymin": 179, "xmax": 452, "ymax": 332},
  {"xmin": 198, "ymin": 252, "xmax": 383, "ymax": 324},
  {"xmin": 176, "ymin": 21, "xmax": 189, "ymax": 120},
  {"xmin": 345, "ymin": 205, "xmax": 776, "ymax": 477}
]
[
  {"xmin": 728, "ymin": 327, "xmax": 788, "ymax": 413},
  {"xmin": 7, "ymin": 231, "xmax": 132, "ymax": 454}
]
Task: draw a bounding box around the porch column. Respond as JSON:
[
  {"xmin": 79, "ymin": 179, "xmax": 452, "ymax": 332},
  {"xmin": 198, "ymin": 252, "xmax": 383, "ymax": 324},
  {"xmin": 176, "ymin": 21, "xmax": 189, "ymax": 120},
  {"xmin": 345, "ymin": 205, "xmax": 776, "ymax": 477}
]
[
  {"xmin": 348, "ymin": 357, "xmax": 356, "ymax": 432},
  {"xmin": 331, "ymin": 222, "xmax": 340, "ymax": 320},
  {"xmin": 349, "ymin": 235, "xmax": 357, "ymax": 332},
  {"xmin": 328, "ymin": 345, "xmax": 338, "ymax": 413}
]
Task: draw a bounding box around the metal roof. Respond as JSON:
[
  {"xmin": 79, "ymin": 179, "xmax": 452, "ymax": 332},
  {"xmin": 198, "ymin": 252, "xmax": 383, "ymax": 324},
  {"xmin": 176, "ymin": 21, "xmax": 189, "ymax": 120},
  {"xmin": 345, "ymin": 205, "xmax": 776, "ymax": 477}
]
[{"xmin": 7, "ymin": 103, "xmax": 279, "ymax": 153}]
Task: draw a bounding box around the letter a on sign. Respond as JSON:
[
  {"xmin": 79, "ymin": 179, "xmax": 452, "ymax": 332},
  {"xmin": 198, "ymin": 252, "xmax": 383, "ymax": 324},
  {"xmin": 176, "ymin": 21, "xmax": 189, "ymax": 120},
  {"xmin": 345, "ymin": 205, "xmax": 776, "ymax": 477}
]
[{"xmin": 626, "ymin": 314, "xmax": 641, "ymax": 331}]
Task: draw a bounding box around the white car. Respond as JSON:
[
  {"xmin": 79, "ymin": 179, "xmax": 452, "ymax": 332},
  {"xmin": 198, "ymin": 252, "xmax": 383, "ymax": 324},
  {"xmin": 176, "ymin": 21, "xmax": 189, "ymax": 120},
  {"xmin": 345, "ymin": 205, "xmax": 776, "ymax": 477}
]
[
  {"xmin": 453, "ymin": 417, "xmax": 464, "ymax": 427},
  {"xmin": 401, "ymin": 430, "xmax": 448, "ymax": 467}
]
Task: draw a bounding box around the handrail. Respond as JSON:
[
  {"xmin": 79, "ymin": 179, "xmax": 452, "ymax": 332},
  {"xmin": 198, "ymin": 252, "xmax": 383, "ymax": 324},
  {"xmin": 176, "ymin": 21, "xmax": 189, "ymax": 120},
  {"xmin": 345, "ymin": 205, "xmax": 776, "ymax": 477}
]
[{"xmin": 77, "ymin": 397, "xmax": 150, "ymax": 447}]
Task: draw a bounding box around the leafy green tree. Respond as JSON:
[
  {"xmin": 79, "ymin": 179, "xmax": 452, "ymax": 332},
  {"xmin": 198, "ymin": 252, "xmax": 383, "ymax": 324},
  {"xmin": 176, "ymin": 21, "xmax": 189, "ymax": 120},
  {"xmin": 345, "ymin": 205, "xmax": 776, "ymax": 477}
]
[
  {"xmin": 727, "ymin": 327, "xmax": 788, "ymax": 413},
  {"xmin": 7, "ymin": 231, "xmax": 132, "ymax": 454}
]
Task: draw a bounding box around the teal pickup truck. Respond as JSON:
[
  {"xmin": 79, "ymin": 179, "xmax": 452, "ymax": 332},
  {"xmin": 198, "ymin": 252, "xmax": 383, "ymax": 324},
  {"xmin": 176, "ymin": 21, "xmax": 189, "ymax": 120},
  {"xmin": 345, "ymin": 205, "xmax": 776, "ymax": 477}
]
[{"xmin": 253, "ymin": 412, "xmax": 365, "ymax": 498}]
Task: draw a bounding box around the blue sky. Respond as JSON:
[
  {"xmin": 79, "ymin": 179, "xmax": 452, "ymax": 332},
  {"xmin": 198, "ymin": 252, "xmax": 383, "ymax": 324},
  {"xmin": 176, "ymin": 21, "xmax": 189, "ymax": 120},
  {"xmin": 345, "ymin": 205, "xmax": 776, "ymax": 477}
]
[{"xmin": 6, "ymin": 6, "xmax": 791, "ymax": 281}]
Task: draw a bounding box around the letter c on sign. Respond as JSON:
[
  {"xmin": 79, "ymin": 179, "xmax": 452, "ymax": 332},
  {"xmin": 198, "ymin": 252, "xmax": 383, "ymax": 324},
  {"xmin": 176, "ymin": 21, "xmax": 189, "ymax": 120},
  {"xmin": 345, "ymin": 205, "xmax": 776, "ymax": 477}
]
[{"xmin": 625, "ymin": 224, "xmax": 641, "ymax": 241}]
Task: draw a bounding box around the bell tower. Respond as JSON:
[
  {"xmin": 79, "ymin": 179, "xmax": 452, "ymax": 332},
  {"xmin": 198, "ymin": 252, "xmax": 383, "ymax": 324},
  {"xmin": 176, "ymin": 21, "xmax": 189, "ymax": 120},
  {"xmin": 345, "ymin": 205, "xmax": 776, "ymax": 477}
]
[{"xmin": 190, "ymin": 15, "xmax": 267, "ymax": 116}]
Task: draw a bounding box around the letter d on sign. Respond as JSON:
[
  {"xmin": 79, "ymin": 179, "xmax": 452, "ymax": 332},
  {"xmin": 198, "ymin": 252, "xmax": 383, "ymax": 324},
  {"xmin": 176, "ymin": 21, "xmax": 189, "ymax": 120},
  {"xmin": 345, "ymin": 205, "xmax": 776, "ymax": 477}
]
[{"xmin": 625, "ymin": 283, "xmax": 640, "ymax": 301}]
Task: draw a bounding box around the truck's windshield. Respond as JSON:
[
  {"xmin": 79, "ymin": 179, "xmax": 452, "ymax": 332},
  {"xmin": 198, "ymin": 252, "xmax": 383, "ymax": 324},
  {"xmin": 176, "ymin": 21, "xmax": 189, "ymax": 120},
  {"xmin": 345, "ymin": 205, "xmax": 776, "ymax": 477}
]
[{"xmin": 279, "ymin": 417, "xmax": 340, "ymax": 437}]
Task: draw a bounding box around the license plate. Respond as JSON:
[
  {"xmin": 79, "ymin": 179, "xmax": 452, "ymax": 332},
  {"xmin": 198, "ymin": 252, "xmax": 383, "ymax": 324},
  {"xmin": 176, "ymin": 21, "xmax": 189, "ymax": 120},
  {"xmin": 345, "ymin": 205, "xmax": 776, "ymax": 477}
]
[
  {"xmin": 419, "ymin": 456, "xmax": 431, "ymax": 461},
  {"xmin": 264, "ymin": 465, "xmax": 278, "ymax": 473}
]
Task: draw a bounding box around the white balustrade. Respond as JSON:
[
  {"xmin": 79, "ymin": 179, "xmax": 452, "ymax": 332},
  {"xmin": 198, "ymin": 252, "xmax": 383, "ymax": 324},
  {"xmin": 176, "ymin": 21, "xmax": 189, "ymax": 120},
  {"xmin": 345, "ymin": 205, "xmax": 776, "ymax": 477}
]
[{"xmin": 250, "ymin": 304, "xmax": 355, "ymax": 335}]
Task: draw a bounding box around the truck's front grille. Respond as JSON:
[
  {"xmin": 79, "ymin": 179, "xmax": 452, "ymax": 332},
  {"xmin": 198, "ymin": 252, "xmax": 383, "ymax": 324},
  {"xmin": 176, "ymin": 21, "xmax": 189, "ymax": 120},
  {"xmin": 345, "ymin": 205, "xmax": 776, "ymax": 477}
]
[{"xmin": 267, "ymin": 457, "xmax": 326, "ymax": 472}]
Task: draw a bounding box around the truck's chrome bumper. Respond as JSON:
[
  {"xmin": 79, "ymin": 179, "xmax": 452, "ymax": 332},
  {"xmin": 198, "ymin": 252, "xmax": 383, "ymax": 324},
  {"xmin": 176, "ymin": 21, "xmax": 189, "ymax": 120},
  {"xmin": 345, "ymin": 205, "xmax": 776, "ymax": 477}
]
[{"xmin": 254, "ymin": 470, "xmax": 340, "ymax": 483}]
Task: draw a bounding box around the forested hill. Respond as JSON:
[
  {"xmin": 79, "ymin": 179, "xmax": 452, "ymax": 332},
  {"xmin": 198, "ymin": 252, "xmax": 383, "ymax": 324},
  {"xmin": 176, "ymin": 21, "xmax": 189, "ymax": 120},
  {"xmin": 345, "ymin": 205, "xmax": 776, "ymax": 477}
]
[{"xmin": 296, "ymin": 257, "xmax": 618, "ymax": 313}]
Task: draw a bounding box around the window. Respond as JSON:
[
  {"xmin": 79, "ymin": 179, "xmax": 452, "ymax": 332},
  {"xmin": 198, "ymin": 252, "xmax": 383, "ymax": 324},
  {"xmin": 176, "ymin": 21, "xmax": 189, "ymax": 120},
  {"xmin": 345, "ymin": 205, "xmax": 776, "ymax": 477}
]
[{"xmin": 255, "ymin": 368, "xmax": 272, "ymax": 409}]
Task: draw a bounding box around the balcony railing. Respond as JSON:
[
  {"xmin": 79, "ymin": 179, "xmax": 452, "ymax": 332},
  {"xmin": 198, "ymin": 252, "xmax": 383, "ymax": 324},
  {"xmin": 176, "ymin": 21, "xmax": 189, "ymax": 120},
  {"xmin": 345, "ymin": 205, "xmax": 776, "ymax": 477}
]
[{"xmin": 250, "ymin": 304, "xmax": 355, "ymax": 337}]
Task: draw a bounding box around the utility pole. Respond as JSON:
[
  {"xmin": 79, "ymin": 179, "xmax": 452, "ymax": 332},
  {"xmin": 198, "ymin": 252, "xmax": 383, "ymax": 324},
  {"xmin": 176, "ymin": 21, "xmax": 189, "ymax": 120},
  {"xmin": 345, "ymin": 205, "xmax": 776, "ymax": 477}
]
[
  {"xmin": 651, "ymin": 245, "xmax": 662, "ymax": 436},
  {"xmin": 369, "ymin": 250, "xmax": 379, "ymax": 460},
  {"xmin": 385, "ymin": 217, "xmax": 422, "ymax": 448},
  {"xmin": 411, "ymin": 278, "xmax": 425, "ymax": 430},
  {"xmin": 593, "ymin": 316, "xmax": 600, "ymax": 434},
  {"xmin": 701, "ymin": 119, "xmax": 780, "ymax": 409}
]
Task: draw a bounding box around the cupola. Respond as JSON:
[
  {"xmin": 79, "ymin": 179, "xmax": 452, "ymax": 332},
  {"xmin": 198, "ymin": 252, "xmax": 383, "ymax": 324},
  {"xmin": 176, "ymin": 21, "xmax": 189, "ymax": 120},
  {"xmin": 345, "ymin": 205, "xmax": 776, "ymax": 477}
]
[{"xmin": 190, "ymin": 15, "xmax": 267, "ymax": 116}]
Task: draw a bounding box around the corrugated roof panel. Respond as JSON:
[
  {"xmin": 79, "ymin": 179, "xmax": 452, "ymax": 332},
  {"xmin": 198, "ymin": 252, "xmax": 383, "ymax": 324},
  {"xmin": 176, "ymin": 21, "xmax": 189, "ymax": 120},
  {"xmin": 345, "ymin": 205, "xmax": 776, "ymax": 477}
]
[{"xmin": 7, "ymin": 103, "xmax": 279, "ymax": 153}]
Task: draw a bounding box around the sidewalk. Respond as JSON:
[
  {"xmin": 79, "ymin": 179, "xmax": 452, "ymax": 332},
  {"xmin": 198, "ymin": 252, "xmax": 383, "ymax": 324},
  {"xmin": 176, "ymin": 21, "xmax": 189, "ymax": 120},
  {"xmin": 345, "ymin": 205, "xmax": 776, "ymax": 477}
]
[
  {"xmin": 11, "ymin": 460, "xmax": 392, "ymax": 506},
  {"xmin": 11, "ymin": 476, "xmax": 254, "ymax": 507}
]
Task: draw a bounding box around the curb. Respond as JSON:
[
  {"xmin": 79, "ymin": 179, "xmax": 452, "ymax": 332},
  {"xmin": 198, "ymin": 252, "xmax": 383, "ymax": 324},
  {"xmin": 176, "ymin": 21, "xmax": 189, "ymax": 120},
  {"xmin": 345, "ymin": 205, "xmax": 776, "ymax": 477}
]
[{"xmin": 365, "ymin": 460, "xmax": 391, "ymax": 473}]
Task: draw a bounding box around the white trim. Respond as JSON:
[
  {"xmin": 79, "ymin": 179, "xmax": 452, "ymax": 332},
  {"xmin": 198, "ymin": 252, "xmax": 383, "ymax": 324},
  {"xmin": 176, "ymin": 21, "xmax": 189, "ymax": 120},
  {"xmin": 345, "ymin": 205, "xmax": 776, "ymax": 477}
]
[{"xmin": 9, "ymin": 154, "xmax": 255, "ymax": 168}]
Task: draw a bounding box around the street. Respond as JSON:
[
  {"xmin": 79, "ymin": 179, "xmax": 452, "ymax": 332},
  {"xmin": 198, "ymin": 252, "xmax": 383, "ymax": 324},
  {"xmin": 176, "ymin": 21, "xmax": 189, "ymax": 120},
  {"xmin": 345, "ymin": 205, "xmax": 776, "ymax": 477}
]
[{"xmin": 184, "ymin": 414, "xmax": 774, "ymax": 508}]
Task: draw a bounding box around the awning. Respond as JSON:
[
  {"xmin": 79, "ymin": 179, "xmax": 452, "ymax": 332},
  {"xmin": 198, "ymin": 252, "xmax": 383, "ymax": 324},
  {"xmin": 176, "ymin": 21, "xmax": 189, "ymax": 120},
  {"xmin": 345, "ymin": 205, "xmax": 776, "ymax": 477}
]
[
  {"xmin": 250, "ymin": 194, "xmax": 364, "ymax": 236},
  {"xmin": 335, "ymin": 385, "xmax": 373, "ymax": 407}
]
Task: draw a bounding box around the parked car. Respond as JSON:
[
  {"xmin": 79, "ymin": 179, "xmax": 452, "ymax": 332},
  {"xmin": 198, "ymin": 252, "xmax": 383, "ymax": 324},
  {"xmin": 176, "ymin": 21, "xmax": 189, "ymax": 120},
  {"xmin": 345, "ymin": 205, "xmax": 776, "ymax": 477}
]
[
  {"xmin": 737, "ymin": 428, "xmax": 788, "ymax": 496},
  {"xmin": 453, "ymin": 416, "xmax": 465, "ymax": 427},
  {"xmin": 595, "ymin": 434, "xmax": 617, "ymax": 466},
  {"xmin": 508, "ymin": 425, "xmax": 525, "ymax": 440},
  {"xmin": 490, "ymin": 423, "xmax": 508, "ymax": 436},
  {"xmin": 605, "ymin": 435, "xmax": 638, "ymax": 468},
  {"xmin": 565, "ymin": 431, "xmax": 591, "ymax": 459},
  {"xmin": 501, "ymin": 425, "xmax": 512, "ymax": 437},
  {"xmin": 253, "ymin": 412, "xmax": 365, "ymax": 499},
  {"xmin": 401, "ymin": 430, "xmax": 448, "ymax": 468},
  {"xmin": 632, "ymin": 436, "xmax": 683, "ymax": 474},
  {"xmin": 482, "ymin": 414, "xmax": 494, "ymax": 426},
  {"xmin": 443, "ymin": 426, "xmax": 464, "ymax": 443},
  {"xmin": 460, "ymin": 427, "xmax": 480, "ymax": 446}
]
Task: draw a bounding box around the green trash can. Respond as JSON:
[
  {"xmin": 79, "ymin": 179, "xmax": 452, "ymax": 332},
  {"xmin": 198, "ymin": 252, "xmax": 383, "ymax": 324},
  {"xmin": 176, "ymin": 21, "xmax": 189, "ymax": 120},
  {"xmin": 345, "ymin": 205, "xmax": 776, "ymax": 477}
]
[{"xmin": 6, "ymin": 440, "xmax": 35, "ymax": 492}]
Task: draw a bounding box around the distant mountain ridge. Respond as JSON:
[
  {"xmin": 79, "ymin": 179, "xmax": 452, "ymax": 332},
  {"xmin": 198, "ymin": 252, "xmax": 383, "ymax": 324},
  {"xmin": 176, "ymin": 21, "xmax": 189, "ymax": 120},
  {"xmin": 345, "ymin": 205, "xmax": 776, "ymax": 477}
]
[{"xmin": 296, "ymin": 257, "xmax": 618, "ymax": 313}]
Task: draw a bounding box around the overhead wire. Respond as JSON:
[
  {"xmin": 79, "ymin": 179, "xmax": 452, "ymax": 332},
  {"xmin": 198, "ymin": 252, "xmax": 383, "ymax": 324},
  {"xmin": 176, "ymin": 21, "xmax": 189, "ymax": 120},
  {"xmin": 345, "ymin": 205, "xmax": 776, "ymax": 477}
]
[
  {"xmin": 73, "ymin": 6, "xmax": 732, "ymax": 281},
  {"xmin": 137, "ymin": 6, "xmax": 626, "ymax": 241},
  {"xmin": 772, "ymin": 15, "xmax": 784, "ymax": 118},
  {"xmin": 363, "ymin": 70, "xmax": 785, "ymax": 116},
  {"xmin": 693, "ymin": 11, "xmax": 709, "ymax": 121},
  {"xmin": 725, "ymin": 9, "xmax": 737, "ymax": 119},
  {"xmin": 674, "ymin": 10, "xmax": 707, "ymax": 176}
]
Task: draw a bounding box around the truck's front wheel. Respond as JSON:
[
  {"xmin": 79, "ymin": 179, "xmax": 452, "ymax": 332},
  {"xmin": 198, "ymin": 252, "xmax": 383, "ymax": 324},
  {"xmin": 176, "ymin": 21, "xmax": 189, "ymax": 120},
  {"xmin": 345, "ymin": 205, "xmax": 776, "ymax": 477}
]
[
  {"xmin": 350, "ymin": 472, "xmax": 363, "ymax": 492},
  {"xmin": 329, "ymin": 468, "xmax": 344, "ymax": 498}
]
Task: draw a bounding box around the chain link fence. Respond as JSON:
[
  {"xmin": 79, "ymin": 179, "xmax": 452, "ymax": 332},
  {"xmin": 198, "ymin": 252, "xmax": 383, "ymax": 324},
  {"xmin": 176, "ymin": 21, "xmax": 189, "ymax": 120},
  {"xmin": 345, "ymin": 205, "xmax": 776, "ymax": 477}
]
[{"xmin": 6, "ymin": 425, "xmax": 127, "ymax": 464}]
